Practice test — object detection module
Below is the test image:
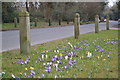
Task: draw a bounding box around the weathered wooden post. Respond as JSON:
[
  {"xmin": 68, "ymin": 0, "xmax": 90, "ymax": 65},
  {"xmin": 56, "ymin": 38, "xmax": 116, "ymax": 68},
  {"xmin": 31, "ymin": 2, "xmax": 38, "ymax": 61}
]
[
  {"xmin": 67, "ymin": 20, "xmax": 69, "ymax": 24},
  {"xmin": 19, "ymin": 10, "xmax": 31, "ymax": 54},
  {"xmin": 49, "ymin": 19, "xmax": 51, "ymax": 26},
  {"xmin": 59, "ymin": 19, "xmax": 61, "ymax": 25},
  {"xmin": 106, "ymin": 15, "xmax": 109, "ymax": 30},
  {"xmin": 34, "ymin": 18, "xmax": 37, "ymax": 27},
  {"xmin": 14, "ymin": 17, "xmax": 17, "ymax": 28},
  {"xmin": 74, "ymin": 13, "xmax": 80, "ymax": 39},
  {"xmin": 95, "ymin": 15, "xmax": 99, "ymax": 33}
]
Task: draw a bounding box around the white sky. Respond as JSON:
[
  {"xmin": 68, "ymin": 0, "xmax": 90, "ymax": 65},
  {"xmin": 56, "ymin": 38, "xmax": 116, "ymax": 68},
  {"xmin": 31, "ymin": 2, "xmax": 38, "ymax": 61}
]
[{"xmin": 108, "ymin": 0, "xmax": 117, "ymax": 7}]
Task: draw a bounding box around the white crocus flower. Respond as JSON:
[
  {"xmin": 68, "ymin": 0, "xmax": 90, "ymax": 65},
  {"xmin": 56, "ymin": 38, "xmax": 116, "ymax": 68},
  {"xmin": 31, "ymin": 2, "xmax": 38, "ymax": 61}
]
[
  {"xmin": 68, "ymin": 42, "xmax": 73, "ymax": 48},
  {"xmin": 11, "ymin": 74, "xmax": 16, "ymax": 78},
  {"xmin": 42, "ymin": 54, "xmax": 44, "ymax": 60},
  {"xmin": 46, "ymin": 55, "xmax": 48, "ymax": 59},
  {"xmin": 86, "ymin": 52, "xmax": 92, "ymax": 58},
  {"xmin": 65, "ymin": 56, "xmax": 68, "ymax": 60}
]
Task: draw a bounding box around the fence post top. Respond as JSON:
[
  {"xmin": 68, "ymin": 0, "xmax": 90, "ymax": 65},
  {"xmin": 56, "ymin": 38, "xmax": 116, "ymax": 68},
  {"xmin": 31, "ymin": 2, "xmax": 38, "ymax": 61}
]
[
  {"xmin": 75, "ymin": 13, "xmax": 80, "ymax": 18},
  {"xmin": 19, "ymin": 10, "xmax": 29, "ymax": 17}
]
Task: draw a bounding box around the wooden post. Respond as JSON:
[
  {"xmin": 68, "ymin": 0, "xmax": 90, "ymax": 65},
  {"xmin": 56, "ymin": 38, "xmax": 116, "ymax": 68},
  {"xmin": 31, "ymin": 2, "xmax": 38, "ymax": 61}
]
[
  {"xmin": 67, "ymin": 20, "xmax": 69, "ymax": 24},
  {"xmin": 49, "ymin": 19, "xmax": 51, "ymax": 26},
  {"xmin": 106, "ymin": 15, "xmax": 109, "ymax": 30},
  {"xmin": 74, "ymin": 13, "xmax": 80, "ymax": 39},
  {"xmin": 59, "ymin": 19, "xmax": 61, "ymax": 25},
  {"xmin": 34, "ymin": 18, "xmax": 37, "ymax": 27},
  {"xmin": 19, "ymin": 10, "xmax": 31, "ymax": 54},
  {"xmin": 14, "ymin": 17, "xmax": 17, "ymax": 28},
  {"xmin": 95, "ymin": 15, "xmax": 99, "ymax": 33}
]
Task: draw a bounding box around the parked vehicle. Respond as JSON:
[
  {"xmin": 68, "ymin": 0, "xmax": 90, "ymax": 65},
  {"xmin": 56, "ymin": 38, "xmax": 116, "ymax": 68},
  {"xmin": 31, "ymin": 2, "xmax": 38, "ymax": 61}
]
[
  {"xmin": 118, "ymin": 19, "xmax": 120, "ymax": 25},
  {"xmin": 104, "ymin": 19, "xmax": 106, "ymax": 22}
]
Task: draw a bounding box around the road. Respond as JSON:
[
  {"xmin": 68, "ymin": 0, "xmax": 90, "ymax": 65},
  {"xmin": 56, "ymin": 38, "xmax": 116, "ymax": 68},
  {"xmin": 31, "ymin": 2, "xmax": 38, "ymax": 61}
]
[{"xmin": 1, "ymin": 21, "xmax": 118, "ymax": 52}]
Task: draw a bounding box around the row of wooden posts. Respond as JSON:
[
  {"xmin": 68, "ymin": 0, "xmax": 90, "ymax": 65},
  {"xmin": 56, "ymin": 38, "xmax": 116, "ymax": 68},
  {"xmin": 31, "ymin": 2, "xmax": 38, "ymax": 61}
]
[
  {"xmin": 19, "ymin": 10, "xmax": 109, "ymax": 54},
  {"xmin": 14, "ymin": 18, "xmax": 68, "ymax": 28}
]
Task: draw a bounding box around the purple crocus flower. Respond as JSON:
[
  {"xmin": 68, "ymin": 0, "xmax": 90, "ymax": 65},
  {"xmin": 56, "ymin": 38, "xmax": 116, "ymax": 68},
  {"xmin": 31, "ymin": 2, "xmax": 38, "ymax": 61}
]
[
  {"xmin": 36, "ymin": 60, "xmax": 38, "ymax": 63},
  {"xmin": 21, "ymin": 59, "xmax": 25, "ymax": 64},
  {"xmin": 68, "ymin": 53, "xmax": 71, "ymax": 57},
  {"xmin": 99, "ymin": 49, "xmax": 104, "ymax": 52},
  {"xmin": 64, "ymin": 51, "xmax": 68, "ymax": 53},
  {"xmin": 111, "ymin": 41, "xmax": 116, "ymax": 44},
  {"xmin": 64, "ymin": 66, "xmax": 68, "ymax": 69},
  {"xmin": 94, "ymin": 49, "xmax": 98, "ymax": 51},
  {"xmin": 118, "ymin": 54, "xmax": 120, "ymax": 57},
  {"xmin": 68, "ymin": 60, "xmax": 73, "ymax": 65},
  {"xmin": 52, "ymin": 57, "xmax": 56, "ymax": 62},
  {"xmin": 73, "ymin": 59, "xmax": 77, "ymax": 64},
  {"xmin": 16, "ymin": 61, "xmax": 21, "ymax": 64},
  {"xmin": 108, "ymin": 52, "xmax": 112, "ymax": 54},
  {"xmin": 57, "ymin": 60, "xmax": 62, "ymax": 64},
  {"xmin": 24, "ymin": 72, "xmax": 26, "ymax": 76},
  {"xmin": 80, "ymin": 41, "xmax": 82, "ymax": 43},
  {"xmin": 54, "ymin": 55, "xmax": 58, "ymax": 59},
  {"xmin": 56, "ymin": 46, "xmax": 59, "ymax": 49},
  {"xmin": 46, "ymin": 67, "xmax": 51, "ymax": 73},
  {"xmin": 57, "ymin": 68, "xmax": 61, "ymax": 71},
  {"xmin": 74, "ymin": 73, "xmax": 77, "ymax": 75},
  {"xmin": 97, "ymin": 45, "xmax": 100, "ymax": 48},
  {"xmin": 59, "ymin": 55, "xmax": 62, "ymax": 59},
  {"xmin": 42, "ymin": 74, "xmax": 45, "ymax": 77},
  {"xmin": 30, "ymin": 70, "xmax": 35, "ymax": 76}
]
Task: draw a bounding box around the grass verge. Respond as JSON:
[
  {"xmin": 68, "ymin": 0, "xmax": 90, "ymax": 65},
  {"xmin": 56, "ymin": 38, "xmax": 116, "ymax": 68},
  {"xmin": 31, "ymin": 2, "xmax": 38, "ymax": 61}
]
[{"xmin": 1, "ymin": 30, "xmax": 119, "ymax": 78}]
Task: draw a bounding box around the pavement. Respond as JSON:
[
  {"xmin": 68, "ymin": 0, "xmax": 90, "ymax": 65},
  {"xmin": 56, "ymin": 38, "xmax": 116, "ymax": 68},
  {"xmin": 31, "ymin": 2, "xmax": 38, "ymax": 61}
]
[{"xmin": 0, "ymin": 21, "xmax": 118, "ymax": 52}]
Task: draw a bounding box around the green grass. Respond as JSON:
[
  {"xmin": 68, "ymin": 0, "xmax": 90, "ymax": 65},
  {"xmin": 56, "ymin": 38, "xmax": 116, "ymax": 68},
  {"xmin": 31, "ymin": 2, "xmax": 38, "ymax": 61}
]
[
  {"xmin": 2, "ymin": 30, "xmax": 119, "ymax": 78},
  {"xmin": 2, "ymin": 21, "xmax": 73, "ymax": 30}
]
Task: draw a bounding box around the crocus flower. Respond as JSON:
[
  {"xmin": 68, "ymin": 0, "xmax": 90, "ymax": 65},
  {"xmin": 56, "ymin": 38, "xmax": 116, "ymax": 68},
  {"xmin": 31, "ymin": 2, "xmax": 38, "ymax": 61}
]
[
  {"xmin": 56, "ymin": 46, "xmax": 59, "ymax": 49},
  {"xmin": 45, "ymin": 55, "xmax": 48, "ymax": 59},
  {"xmin": 30, "ymin": 70, "xmax": 35, "ymax": 76},
  {"xmin": 86, "ymin": 52, "xmax": 92, "ymax": 58},
  {"xmin": 74, "ymin": 73, "xmax": 77, "ymax": 75},
  {"xmin": 111, "ymin": 41, "xmax": 116, "ymax": 44},
  {"xmin": 118, "ymin": 54, "xmax": 120, "ymax": 57},
  {"xmin": 42, "ymin": 74, "xmax": 45, "ymax": 77},
  {"xmin": 49, "ymin": 62, "xmax": 52, "ymax": 65},
  {"xmin": 94, "ymin": 49, "xmax": 98, "ymax": 51},
  {"xmin": 57, "ymin": 60, "xmax": 62, "ymax": 64},
  {"xmin": 68, "ymin": 42, "xmax": 73, "ymax": 48},
  {"xmin": 42, "ymin": 54, "xmax": 44, "ymax": 60},
  {"xmin": 73, "ymin": 59, "xmax": 77, "ymax": 64},
  {"xmin": 21, "ymin": 59, "xmax": 25, "ymax": 64},
  {"xmin": 68, "ymin": 53, "xmax": 71, "ymax": 57},
  {"xmin": 64, "ymin": 56, "xmax": 68, "ymax": 60},
  {"xmin": 99, "ymin": 49, "xmax": 104, "ymax": 52},
  {"xmin": 36, "ymin": 60, "xmax": 38, "ymax": 63},
  {"xmin": 57, "ymin": 68, "xmax": 61, "ymax": 71},
  {"xmin": 52, "ymin": 57, "xmax": 56, "ymax": 62},
  {"xmin": 68, "ymin": 60, "xmax": 73, "ymax": 65},
  {"xmin": 30, "ymin": 67, "xmax": 34, "ymax": 70},
  {"xmin": 24, "ymin": 72, "xmax": 26, "ymax": 76},
  {"xmin": 108, "ymin": 52, "xmax": 112, "ymax": 54},
  {"xmin": 64, "ymin": 66, "xmax": 68, "ymax": 69},
  {"xmin": 59, "ymin": 55, "xmax": 62, "ymax": 59},
  {"xmin": 11, "ymin": 74, "xmax": 16, "ymax": 78}
]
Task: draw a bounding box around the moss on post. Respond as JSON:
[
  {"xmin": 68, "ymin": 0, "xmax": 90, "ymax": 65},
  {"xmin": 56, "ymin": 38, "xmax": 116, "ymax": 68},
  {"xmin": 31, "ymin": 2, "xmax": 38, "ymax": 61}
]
[
  {"xmin": 14, "ymin": 17, "xmax": 17, "ymax": 28},
  {"xmin": 74, "ymin": 13, "xmax": 80, "ymax": 39},
  {"xmin": 95, "ymin": 15, "xmax": 99, "ymax": 33},
  {"xmin": 19, "ymin": 11, "xmax": 31, "ymax": 54},
  {"xmin": 106, "ymin": 15, "xmax": 109, "ymax": 30}
]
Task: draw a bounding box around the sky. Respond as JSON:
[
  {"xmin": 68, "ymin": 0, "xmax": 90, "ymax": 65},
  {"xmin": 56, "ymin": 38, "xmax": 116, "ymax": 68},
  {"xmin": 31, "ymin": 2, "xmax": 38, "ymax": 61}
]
[{"xmin": 108, "ymin": 0, "xmax": 117, "ymax": 7}]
